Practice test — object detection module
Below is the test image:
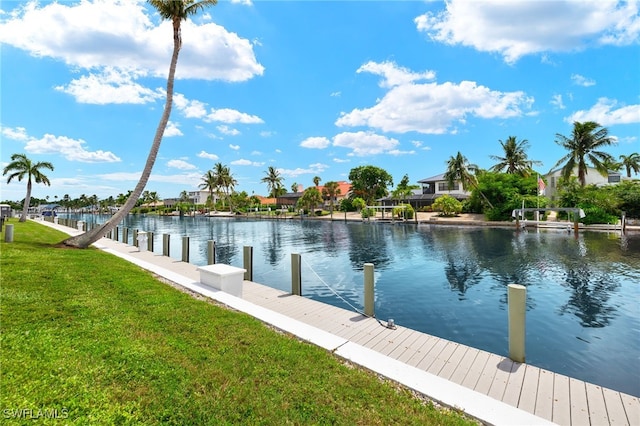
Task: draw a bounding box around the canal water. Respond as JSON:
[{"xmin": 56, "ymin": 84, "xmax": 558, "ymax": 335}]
[{"xmin": 70, "ymin": 214, "xmax": 640, "ymax": 396}]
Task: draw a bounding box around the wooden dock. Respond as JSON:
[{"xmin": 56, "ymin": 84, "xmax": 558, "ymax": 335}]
[
  {"xmin": 240, "ymin": 282, "xmax": 639, "ymax": 426},
  {"xmin": 42, "ymin": 220, "xmax": 640, "ymax": 425}
]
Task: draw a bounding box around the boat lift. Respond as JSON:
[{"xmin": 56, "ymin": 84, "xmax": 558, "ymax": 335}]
[{"xmin": 512, "ymin": 207, "xmax": 585, "ymax": 234}]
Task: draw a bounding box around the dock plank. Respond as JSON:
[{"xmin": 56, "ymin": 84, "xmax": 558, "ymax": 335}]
[
  {"xmin": 474, "ymin": 353, "xmax": 501, "ymax": 395},
  {"xmin": 426, "ymin": 341, "xmax": 458, "ymax": 376},
  {"xmin": 518, "ymin": 365, "xmax": 540, "ymax": 414},
  {"xmin": 487, "ymin": 357, "xmax": 515, "ymax": 402},
  {"xmin": 569, "ymin": 378, "xmax": 590, "ymax": 426},
  {"xmin": 552, "ymin": 374, "xmax": 571, "ymax": 426},
  {"xmin": 600, "ymin": 389, "xmax": 627, "ymax": 426},
  {"xmin": 461, "ymin": 350, "xmax": 490, "ymax": 390},
  {"xmin": 439, "ymin": 343, "xmax": 469, "ymax": 380},
  {"xmin": 620, "ymin": 393, "xmax": 640, "ymax": 425},
  {"xmin": 501, "ymin": 361, "xmax": 525, "ymax": 408},
  {"xmin": 534, "ymin": 369, "xmax": 555, "ymax": 422},
  {"xmin": 586, "ymin": 383, "xmax": 609, "ymax": 426},
  {"xmin": 449, "ymin": 347, "xmax": 480, "ymax": 386}
]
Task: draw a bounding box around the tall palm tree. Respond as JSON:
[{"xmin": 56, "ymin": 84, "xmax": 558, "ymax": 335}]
[
  {"xmin": 619, "ymin": 153, "xmax": 640, "ymax": 178},
  {"xmin": 313, "ymin": 176, "xmax": 321, "ymax": 187},
  {"xmin": 217, "ymin": 164, "xmax": 237, "ymax": 212},
  {"xmin": 3, "ymin": 153, "xmax": 54, "ymax": 222},
  {"xmin": 199, "ymin": 169, "xmax": 218, "ymax": 211},
  {"xmin": 489, "ymin": 136, "xmax": 541, "ymax": 176},
  {"xmin": 321, "ymin": 181, "xmax": 341, "ymax": 218},
  {"xmin": 444, "ymin": 151, "xmax": 494, "ymax": 210},
  {"xmin": 62, "ymin": 0, "xmax": 218, "ymax": 248},
  {"xmin": 553, "ymin": 121, "xmax": 615, "ymax": 187},
  {"xmin": 261, "ymin": 166, "xmax": 284, "ymax": 197},
  {"xmin": 290, "ymin": 182, "xmax": 299, "ymax": 193}
]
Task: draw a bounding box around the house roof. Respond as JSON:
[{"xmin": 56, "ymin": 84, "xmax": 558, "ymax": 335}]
[{"xmin": 418, "ymin": 173, "xmax": 446, "ymax": 183}]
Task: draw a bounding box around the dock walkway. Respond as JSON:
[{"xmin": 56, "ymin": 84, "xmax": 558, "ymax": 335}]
[{"xmin": 41, "ymin": 220, "xmax": 640, "ymax": 426}]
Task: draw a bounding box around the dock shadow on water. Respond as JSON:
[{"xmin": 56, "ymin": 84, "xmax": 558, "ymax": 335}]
[{"xmin": 70, "ymin": 214, "xmax": 640, "ymax": 397}]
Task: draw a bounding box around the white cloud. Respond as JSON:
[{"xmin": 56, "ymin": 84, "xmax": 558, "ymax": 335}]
[
  {"xmin": 205, "ymin": 108, "xmax": 264, "ymax": 124},
  {"xmin": 231, "ymin": 0, "xmax": 253, "ymax": 6},
  {"xmin": 10, "ymin": 128, "xmax": 121, "ymax": 163},
  {"xmin": 1, "ymin": 126, "xmax": 29, "ymax": 141},
  {"xmin": 415, "ymin": 1, "xmax": 640, "ymax": 64},
  {"xmin": 164, "ymin": 121, "xmax": 183, "ymax": 137},
  {"xmin": 197, "ymin": 150, "xmax": 219, "ymax": 160},
  {"xmin": 167, "ymin": 159, "xmax": 196, "ymax": 170},
  {"xmin": 550, "ymin": 94, "xmax": 566, "ymax": 110},
  {"xmin": 231, "ymin": 159, "xmax": 264, "ymax": 166},
  {"xmin": 229, "ymin": 144, "xmax": 240, "ymax": 150},
  {"xmin": 251, "ymin": 150, "xmax": 262, "ymax": 156},
  {"xmin": 337, "ymin": 62, "xmax": 533, "ymax": 134},
  {"xmin": 332, "ymin": 131, "xmax": 400, "ymax": 156},
  {"xmin": 55, "ymin": 67, "xmax": 163, "ymax": 104},
  {"xmin": 217, "ymin": 125, "xmax": 240, "ymax": 136},
  {"xmin": 387, "ymin": 149, "xmax": 415, "ymax": 156},
  {"xmin": 566, "ymin": 98, "xmax": 640, "ymax": 126},
  {"xmin": 278, "ymin": 163, "xmax": 329, "ymax": 178},
  {"xmin": 261, "ymin": 131, "xmax": 275, "ymax": 138},
  {"xmin": 333, "ymin": 158, "xmax": 350, "ymax": 163},
  {"xmin": 0, "ymin": 1, "xmax": 264, "ymax": 82},
  {"xmin": 173, "ymin": 93, "xmax": 208, "ymax": 118},
  {"xmin": 571, "ymin": 74, "xmax": 596, "ymax": 87},
  {"xmin": 300, "ymin": 136, "xmax": 331, "ymax": 149},
  {"xmin": 357, "ymin": 61, "xmax": 436, "ymax": 88},
  {"xmin": 98, "ymin": 170, "xmax": 201, "ymax": 186},
  {"xmin": 330, "ymin": 91, "xmax": 341, "ymax": 97}
]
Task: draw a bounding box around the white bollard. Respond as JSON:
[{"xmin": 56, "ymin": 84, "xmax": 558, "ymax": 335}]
[
  {"xmin": 137, "ymin": 231, "xmax": 148, "ymax": 252},
  {"xmin": 508, "ymin": 284, "xmax": 526, "ymax": 363}
]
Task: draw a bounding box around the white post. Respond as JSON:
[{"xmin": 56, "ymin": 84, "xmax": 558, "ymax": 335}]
[
  {"xmin": 4, "ymin": 224, "xmax": 14, "ymax": 242},
  {"xmin": 364, "ymin": 263, "xmax": 374, "ymax": 317},
  {"xmin": 508, "ymin": 284, "xmax": 526, "ymax": 363},
  {"xmin": 137, "ymin": 231, "xmax": 148, "ymax": 252}
]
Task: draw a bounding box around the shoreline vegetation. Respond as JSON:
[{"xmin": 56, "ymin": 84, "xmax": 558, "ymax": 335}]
[{"xmin": 1, "ymin": 220, "xmax": 477, "ymax": 425}]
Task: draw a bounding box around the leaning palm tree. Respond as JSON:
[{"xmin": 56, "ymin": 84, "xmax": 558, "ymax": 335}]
[
  {"xmin": 3, "ymin": 153, "xmax": 54, "ymax": 222},
  {"xmin": 490, "ymin": 136, "xmax": 541, "ymax": 176},
  {"xmin": 261, "ymin": 166, "xmax": 284, "ymax": 197},
  {"xmin": 552, "ymin": 121, "xmax": 615, "ymax": 187},
  {"xmin": 62, "ymin": 0, "xmax": 218, "ymax": 248},
  {"xmin": 199, "ymin": 169, "xmax": 218, "ymax": 211},
  {"xmin": 619, "ymin": 153, "xmax": 640, "ymax": 178},
  {"xmin": 444, "ymin": 151, "xmax": 494, "ymax": 210}
]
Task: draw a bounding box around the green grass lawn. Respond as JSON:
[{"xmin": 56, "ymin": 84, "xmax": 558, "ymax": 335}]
[{"xmin": 1, "ymin": 220, "xmax": 476, "ymax": 425}]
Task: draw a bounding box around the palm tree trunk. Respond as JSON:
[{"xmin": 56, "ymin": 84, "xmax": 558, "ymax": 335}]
[
  {"xmin": 62, "ymin": 19, "xmax": 182, "ymax": 248},
  {"xmin": 19, "ymin": 180, "xmax": 32, "ymax": 222}
]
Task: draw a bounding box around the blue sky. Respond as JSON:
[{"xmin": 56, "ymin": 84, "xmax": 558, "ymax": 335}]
[{"xmin": 1, "ymin": 0, "xmax": 639, "ymax": 202}]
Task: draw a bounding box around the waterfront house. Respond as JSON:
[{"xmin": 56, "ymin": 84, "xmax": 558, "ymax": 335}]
[
  {"xmin": 379, "ymin": 173, "xmax": 470, "ymax": 209},
  {"xmin": 544, "ymin": 167, "xmax": 624, "ymax": 201}
]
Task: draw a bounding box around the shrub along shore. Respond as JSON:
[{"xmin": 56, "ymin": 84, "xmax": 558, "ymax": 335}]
[{"xmin": 1, "ymin": 220, "xmax": 476, "ymax": 425}]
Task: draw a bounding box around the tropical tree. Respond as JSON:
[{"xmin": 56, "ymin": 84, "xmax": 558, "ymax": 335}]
[
  {"xmin": 290, "ymin": 182, "xmax": 299, "ymax": 193},
  {"xmin": 313, "ymin": 176, "xmax": 321, "ymax": 187},
  {"xmin": 619, "ymin": 153, "xmax": 640, "ymax": 178},
  {"xmin": 553, "ymin": 121, "xmax": 615, "ymax": 187},
  {"xmin": 218, "ymin": 164, "xmax": 237, "ymax": 212},
  {"xmin": 444, "ymin": 151, "xmax": 494, "ymax": 209},
  {"xmin": 489, "ymin": 136, "xmax": 541, "ymax": 176},
  {"xmin": 62, "ymin": 0, "xmax": 218, "ymax": 248},
  {"xmin": 348, "ymin": 165, "xmax": 393, "ymax": 205},
  {"xmin": 432, "ymin": 194, "xmax": 463, "ymax": 217},
  {"xmin": 392, "ymin": 174, "xmax": 419, "ymax": 203},
  {"xmin": 261, "ymin": 166, "xmax": 284, "ymax": 197},
  {"xmin": 199, "ymin": 169, "xmax": 218, "ymax": 211},
  {"xmin": 2, "ymin": 153, "xmax": 54, "ymax": 222},
  {"xmin": 296, "ymin": 187, "xmax": 323, "ymax": 215},
  {"xmin": 321, "ymin": 181, "xmax": 341, "ymax": 218}
]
